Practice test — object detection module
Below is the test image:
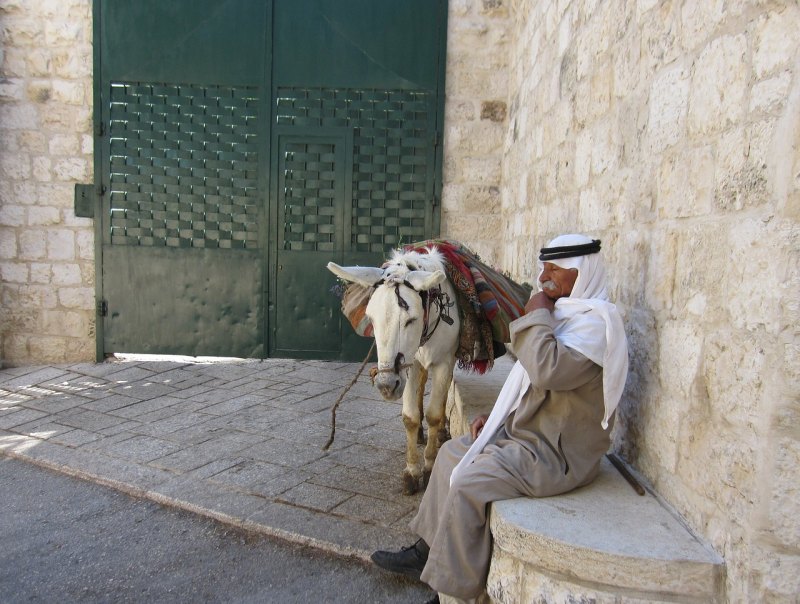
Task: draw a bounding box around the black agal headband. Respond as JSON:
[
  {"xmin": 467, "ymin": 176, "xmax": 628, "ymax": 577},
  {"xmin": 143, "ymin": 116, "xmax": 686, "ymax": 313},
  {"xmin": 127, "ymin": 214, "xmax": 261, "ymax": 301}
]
[{"xmin": 539, "ymin": 239, "xmax": 601, "ymax": 261}]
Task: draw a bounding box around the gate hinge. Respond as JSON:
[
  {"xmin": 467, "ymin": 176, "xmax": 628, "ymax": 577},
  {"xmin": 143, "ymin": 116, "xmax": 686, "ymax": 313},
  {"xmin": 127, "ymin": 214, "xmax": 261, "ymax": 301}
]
[
  {"xmin": 97, "ymin": 299, "xmax": 108, "ymax": 317},
  {"xmin": 95, "ymin": 121, "xmax": 105, "ymax": 137}
]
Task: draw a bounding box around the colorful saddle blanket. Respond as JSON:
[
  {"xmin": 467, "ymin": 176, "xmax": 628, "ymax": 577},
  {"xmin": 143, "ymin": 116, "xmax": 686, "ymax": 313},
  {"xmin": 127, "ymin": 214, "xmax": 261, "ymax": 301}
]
[{"xmin": 338, "ymin": 240, "xmax": 532, "ymax": 373}]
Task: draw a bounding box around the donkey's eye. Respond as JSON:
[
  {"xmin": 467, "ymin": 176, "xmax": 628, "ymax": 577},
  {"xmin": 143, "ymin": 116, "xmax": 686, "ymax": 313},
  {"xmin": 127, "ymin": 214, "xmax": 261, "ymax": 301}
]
[{"xmin": 405, "ymin": 318, "xmax": 417, "ymax": 327}]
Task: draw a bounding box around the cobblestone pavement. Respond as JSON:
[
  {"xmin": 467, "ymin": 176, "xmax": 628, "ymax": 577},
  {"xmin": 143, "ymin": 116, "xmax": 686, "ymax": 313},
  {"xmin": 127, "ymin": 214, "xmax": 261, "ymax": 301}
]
[{"xmin": 0, "ymin": 356, "xmax": 425, "ymax": 561}]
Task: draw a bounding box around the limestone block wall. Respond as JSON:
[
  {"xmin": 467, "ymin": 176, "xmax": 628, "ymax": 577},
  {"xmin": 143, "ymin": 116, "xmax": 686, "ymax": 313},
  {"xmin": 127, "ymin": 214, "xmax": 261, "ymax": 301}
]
[
  {"xmin": 441, "ymin": 0, "xmax": 510, "ymax": 262},
  {"xmin": 0, "ymin": 0, "xmax": 95, "ymax": 365},
  {"xmin": 501, "ymin": 1, "xmax": 799, "ymax": 602}
]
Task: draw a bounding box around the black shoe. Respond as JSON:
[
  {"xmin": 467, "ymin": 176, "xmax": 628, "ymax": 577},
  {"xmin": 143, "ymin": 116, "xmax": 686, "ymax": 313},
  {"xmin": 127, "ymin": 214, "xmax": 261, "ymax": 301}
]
[
  {"xmin": 424, "ymin": 595, "xmax": 439, "ymax": 604},
  {"xmin": 370, "ymin": 538, "xmax": 429, "ymax": 580}
]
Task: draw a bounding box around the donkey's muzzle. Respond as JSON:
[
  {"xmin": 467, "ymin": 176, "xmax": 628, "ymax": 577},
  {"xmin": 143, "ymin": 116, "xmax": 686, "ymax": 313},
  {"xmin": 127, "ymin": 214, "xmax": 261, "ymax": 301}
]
[{"xmin": 374, "ymin": 371, "xmax": 405, "ymax": 401}]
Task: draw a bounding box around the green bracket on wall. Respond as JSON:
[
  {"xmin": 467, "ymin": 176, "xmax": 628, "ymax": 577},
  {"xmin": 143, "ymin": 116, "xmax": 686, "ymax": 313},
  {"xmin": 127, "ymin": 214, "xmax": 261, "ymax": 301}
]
[{"xmin": 74, "ymin": 183, "xmax": 96, "ymax": 218}]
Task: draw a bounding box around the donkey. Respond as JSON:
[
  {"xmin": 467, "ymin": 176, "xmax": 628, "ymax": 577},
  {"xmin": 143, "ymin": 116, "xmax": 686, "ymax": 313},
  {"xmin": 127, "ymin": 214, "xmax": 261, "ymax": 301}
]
[{"xmin": 328, "ymin": 247, "xmax": 460, "ymax": 495}]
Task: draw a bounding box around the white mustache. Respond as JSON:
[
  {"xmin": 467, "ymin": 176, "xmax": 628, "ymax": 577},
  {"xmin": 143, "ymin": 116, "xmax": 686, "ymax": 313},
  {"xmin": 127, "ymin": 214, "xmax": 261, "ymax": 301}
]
[{"xmin": 541, "ymin": 280, "xmax": 557, "ymax": 292}]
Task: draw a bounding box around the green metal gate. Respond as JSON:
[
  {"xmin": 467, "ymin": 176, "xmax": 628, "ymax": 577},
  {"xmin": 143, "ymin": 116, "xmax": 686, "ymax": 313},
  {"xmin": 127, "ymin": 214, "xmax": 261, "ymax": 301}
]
[{"xmin": 93, "ymin": 0, "xmax": 447, "ymax": 360}]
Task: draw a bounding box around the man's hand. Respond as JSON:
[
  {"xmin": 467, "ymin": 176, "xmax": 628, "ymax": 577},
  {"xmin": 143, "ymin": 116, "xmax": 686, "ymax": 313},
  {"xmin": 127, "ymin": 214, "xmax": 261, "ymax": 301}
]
[
  {"xmin": 525, "ymin": 290, "xmax": 556, "ymax": 313},
  {"xmin": 470, "ymin": 414, "xmax": 490, "ymax": 440}
]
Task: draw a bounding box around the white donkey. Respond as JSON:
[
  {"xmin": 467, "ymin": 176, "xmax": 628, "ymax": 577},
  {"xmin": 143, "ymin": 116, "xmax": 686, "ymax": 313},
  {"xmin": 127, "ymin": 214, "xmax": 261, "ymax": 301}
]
[{"xmin": 328, "ymin": 247, "xmax": 460, "ymax": 495}]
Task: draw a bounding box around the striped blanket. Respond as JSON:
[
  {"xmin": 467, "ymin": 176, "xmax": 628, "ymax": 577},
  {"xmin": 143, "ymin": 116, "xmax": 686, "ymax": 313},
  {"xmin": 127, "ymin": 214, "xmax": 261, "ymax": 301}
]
[
  {"xmin": 403, "ymin": 240, "xmax": 532, "ymax": 373},
  {"xmin": 337, "ymin": 240, "xmax": 532, "ymax": 374}
]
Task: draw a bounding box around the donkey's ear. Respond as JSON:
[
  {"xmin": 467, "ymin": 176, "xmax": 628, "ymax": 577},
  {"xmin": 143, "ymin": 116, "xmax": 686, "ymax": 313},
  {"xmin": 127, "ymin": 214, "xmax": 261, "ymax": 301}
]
[
  {"xmin": 405, "ymin": 269, "xmax": 446, "ymax": 292},
  {"xmin": 327, "ymin": 262, "xmax": 384, "ymax": 288}
]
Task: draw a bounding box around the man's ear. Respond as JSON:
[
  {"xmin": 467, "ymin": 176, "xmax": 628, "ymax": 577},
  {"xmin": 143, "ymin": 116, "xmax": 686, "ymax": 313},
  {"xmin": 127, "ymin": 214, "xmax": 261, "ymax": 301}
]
[{"xmin": 327, "ymin": 262, "xmax": 384, "ymax": 288}]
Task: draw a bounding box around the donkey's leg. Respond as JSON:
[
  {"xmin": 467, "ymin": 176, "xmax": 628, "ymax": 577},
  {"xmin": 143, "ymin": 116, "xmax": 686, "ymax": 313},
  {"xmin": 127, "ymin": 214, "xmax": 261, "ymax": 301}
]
[
  {"xmin": 416, "ymin": 366, "xmax": 428, "ymax": 444},
  {"xmin": 401, "ymin": 361, "xmax": 425, "ymax": 495},
  {"xmin": 422, "ymin": 361, "xmax": 454, "ymax": 488}
]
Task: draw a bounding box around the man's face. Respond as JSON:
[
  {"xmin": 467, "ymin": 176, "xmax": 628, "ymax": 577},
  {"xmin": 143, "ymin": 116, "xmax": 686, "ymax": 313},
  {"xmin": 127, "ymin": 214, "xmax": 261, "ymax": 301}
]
[{"xmin": 539, "ymin": 262, "xmax": 578, "ymax": 299}]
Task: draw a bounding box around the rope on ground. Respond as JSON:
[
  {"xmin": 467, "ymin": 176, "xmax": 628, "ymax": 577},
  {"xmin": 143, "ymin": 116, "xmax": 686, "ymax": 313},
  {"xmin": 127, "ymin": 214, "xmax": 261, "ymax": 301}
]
[{"xmin": 322, "ymin": 341, "xmax": 376, "ymax": 451}]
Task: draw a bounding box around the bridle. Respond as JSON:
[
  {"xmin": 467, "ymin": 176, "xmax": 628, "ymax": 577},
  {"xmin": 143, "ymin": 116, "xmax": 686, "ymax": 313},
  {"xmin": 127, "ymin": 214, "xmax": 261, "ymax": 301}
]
[{"xmin": 369, "ymin": 279, "xmax": 454, "ymax": 384}]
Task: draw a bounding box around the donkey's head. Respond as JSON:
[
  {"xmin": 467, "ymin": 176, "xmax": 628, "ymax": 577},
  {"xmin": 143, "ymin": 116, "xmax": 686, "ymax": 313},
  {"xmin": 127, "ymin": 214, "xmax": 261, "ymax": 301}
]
[{"xmin": 327, "ymin": 250, "xmax": 446, "ymax": 400}]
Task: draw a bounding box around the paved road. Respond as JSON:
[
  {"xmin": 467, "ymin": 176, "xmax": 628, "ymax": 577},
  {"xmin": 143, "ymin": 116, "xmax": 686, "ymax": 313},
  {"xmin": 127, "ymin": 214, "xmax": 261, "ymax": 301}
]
[{"xmin": 0, "ymin": 458, "xmax": 435, "ymax": 604}]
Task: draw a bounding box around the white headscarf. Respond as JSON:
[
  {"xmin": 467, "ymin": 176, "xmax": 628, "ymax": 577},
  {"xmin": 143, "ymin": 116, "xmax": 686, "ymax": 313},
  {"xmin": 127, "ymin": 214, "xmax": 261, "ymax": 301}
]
[
  {"xmin": 451, "ymin": 234, "xmax": 628, "ymax": 485},
  {"xmin": 542, "ymin": 234, "xmax": 629, "ymax": 428}
]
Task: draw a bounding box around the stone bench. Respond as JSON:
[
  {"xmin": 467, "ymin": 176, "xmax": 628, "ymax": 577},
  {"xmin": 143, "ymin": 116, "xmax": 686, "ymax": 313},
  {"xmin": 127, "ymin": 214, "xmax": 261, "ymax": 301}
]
[{"xmin": 445, "ymin": 356, "xmax": 725, "ymax": 603}]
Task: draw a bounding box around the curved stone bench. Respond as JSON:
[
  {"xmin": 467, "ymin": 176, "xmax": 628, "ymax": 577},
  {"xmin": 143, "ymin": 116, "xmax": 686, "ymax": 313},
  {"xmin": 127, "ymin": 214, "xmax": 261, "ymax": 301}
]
[{"xmin": 445, "ymin": 357, "xmax": 725, "ymax": 603}]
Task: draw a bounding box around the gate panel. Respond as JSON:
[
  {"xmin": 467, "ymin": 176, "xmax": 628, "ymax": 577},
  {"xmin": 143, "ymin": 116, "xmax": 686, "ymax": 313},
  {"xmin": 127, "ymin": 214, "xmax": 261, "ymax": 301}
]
[
  {"xmin": 103, "ymin": 247, "xmax": 262, "ymax": 357},
  {"xmin": 96, "ymin": 0, "xmax": 269, "ymax": 358},
  {"xmin": 273, "ymin": 132, "xmax": 350, "ymax": 357},
  {"xmin": 101, "ymin": 81, "xmax": 265, "ymax": 357},
  {"xmin": 271, "ymin": 85, "xmax": 441, "ymax": 359}
]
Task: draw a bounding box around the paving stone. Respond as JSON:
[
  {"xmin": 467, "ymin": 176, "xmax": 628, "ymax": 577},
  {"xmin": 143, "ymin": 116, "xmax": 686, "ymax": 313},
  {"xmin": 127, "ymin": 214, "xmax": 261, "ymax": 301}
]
[
  {"xmin": 168, "ymin": 384, "xmax": 216, "ymax": 400},
  {"xmin": 218, "ymin": 376, "xmax": 278, "ymax": 393},
  {"xmin": 310, "ymin": 464, "xmax": 407, "ymax": 500},
  {"xmin": 243, "ymin": 472, "xmax": 314, "ymax": 499},
  {"xmin": 332, "ymin": 493, "xmax": 417, "ymax": 525},
  {"xmin": 325, "ymin": 442, "xmax": 408, "ymax": 474},
  {"xmin": 55, "ymin": 408, "xmax": 128, "ymax": 432},
  {"xmin": 277, "ymin": 481, "xmax": 354, "ymax": 512},
  {"xmin": 78, "ymin": 393, "xmax": 143, "ymax": 413},
  {"xmin": 0, "ymin": 389, "xmax": 32, "ymax": 405},
  {"xmin": 48, "ymin": 427, "xmax": 103, "ymax": 447},
  {"xmin": 101, "ymin": 366, "xmax": 158, "ymax": 383},
  {"xmin": 0, "ymin": 408, "xmax": 49, "ymax": 429},
  {"xmin": 181, "ymin": 387, "xmax": 242, "ymax": 406},
  {"xmin": 148, "ymin": 444, "xmax": 239, "ymax": 474},
  {"xmin": 152, "ymin": 476, "xmax": 271, "ymax": 521},
  {"xmin": 207, "ymin": 459, "xmax": 288, "ymax": 488},
  {"xmin": 256, "ymin": 389, "xmax": 311, "ymax": 408},
  {"xmin": 198, "ymin": 364, "xmax": 264, "ymax": 381},
  {"xmin": 181, "ymin": 457, "xmax": 249, "ymax": 480},
  {"xmin": 291, "ymin": 393, "xmax": 343, "ymax": 414},
  {"xmin": 242, "ymin": 438, "xmax": 328, "ymax": 468},
  {"xmin": 0, "ymin": 367, "xmax": 73, "ymax": 389},
  {"xmin": 21, "ymin": 393, "xmax": 90, "ymax": 414},
  {"xmin": 99, "ymin": 434, "xmax": 182, "ymax": 464},
  {"xmin": 219, "ymin": 405, "xmax": 297, "ymax": 434},
  {"xmin": 69, "ymin": 361, "xmax": 139, "ymax": 377},
  {"xmin": 129, "ymin": 360, "xmax": 190, "ymax": 373},
  {"xmin": 9, "ymin": 419, "xmax": 75, "ymax": 441},
  {"xmin": 203, "ymin": 394, "xmax": 265, "ymax": 416},
  {"xmin": 110, "ymin": 380, "xmax": 178, "ymax": 400},
  {"xmin": 98, "ymin": 420, "xmax": 143, "ymax": 437},
  {"xmin": 108, "ymin": 395, "xmax": 185, "ymax": 419},
  {"xmin": 247, "ymin": 500, "xmax": 416, "ymax": 557},
  {"xmin": 133, "ymin": 411, "xmax": 213, "ymax": 438}
]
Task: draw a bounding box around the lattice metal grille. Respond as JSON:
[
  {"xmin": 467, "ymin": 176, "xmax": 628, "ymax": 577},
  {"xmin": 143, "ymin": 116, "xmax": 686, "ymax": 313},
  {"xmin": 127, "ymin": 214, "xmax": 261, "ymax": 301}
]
[
  {"xmin": 108, "ymin": 83, "xmax": 260, "ymax": 249},
  {"xmin": 276, "ymin": 88, "xmax": 432, "ymax": 253},
  {"xmin": 281, "ymin": 141, "xmax": 338, "ymax": 252}
]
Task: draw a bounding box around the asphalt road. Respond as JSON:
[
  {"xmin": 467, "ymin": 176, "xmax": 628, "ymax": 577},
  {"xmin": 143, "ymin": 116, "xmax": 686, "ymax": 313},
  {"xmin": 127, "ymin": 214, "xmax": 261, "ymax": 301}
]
[{"xmin": 0, "ymin": 457, "xmax": 435, "ymax": 604}]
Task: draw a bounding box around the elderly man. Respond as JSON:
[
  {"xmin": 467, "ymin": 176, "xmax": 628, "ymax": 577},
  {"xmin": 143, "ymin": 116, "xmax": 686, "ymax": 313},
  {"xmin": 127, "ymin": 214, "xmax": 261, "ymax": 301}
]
[{"xmin": 370, "ymin": 234, "xmax": 629, "ymax": 603}]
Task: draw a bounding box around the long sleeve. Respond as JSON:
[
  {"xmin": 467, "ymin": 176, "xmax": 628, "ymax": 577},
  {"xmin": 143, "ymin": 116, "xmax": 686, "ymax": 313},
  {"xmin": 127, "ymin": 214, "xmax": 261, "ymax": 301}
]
[{"xmin": 510, "ymin": 309, "xmax": 599, "ymax": 391}]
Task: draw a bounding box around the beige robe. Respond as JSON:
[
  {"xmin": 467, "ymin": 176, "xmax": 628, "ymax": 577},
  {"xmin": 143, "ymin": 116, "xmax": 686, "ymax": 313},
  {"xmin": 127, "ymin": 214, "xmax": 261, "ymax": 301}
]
[{"xmin": 409, "ymin": 308, "xmax": 612, "ymax": 599}]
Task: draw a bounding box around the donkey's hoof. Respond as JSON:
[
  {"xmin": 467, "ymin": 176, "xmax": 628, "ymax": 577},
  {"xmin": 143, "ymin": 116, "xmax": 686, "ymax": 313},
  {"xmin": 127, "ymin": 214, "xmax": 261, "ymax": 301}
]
[
  {"xmin": 422, "ymin": 468, "xmax": 432, "ymax": 489},
  {"xmin": 402, "ymin": 471, "xmax": 420, "ymax": 495}
]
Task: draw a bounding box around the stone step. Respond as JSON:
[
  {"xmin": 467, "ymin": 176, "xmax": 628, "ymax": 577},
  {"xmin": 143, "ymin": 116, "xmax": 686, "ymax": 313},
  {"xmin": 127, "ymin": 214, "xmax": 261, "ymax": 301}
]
[{"xmin": 444, "ymin": 354, "xmax": 725, "ymax": 603}]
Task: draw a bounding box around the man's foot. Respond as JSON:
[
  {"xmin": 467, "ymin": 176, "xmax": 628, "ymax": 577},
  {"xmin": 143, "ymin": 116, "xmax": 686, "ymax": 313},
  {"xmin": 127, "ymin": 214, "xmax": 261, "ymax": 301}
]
[
  {"xmin": 370, "ymin": 538, "xmax": 430, "ymax": 580},
  {"xmin": 424, "ymin": 595, "xmax": 440, "ymax": 604}
]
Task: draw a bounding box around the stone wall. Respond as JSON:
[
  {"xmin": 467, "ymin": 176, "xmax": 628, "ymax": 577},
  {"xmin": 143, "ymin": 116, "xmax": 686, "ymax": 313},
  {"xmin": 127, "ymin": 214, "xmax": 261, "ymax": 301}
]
[
  {"xmin": 0, "ymin": 0, "xmax": 95, "ymax": 365},
  {"xmin": 440, "ymin": 0, "xmax": 511, "ymax": 263},
  {"xmin": 501, "ymin": 1, "xmax": 799, "ymax": 602}
]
